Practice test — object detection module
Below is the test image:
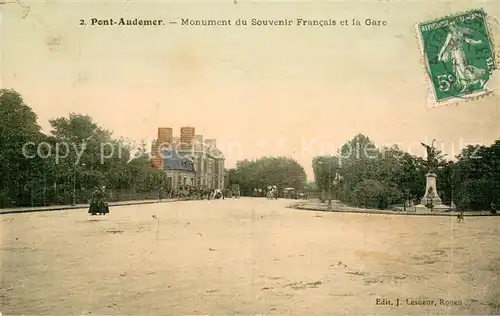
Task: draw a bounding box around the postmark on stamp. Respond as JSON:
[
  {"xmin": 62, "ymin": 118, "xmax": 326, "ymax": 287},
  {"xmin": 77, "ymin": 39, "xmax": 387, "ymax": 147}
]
[{"xmin": 416, "ymin": 9, "xmax": 497, "ymax": 107}]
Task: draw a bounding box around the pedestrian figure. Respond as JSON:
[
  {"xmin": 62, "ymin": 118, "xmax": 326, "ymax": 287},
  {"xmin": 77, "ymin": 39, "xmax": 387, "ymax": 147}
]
[
  {"xmin": 88, "ymin": 185, "xmax": 109, "ymax": 215},
  {"xmin": 158, "ymin": 186, "xmax": 163, "ymax": 202}
]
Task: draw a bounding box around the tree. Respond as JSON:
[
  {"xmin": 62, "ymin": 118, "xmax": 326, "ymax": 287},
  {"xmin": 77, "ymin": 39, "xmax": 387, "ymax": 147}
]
[
  {"xmin": 313, "ymin": 133, "xmax": 499, "ymax": 211},
  {"xmin": 313, "ymin": 134, "xmax": 429, "ymax": 208},
  {"xmin": 312, "ymin": 155, "xmax": 341, "ymax": 202},
  {"xmin": 387, "ymin": 149, "xmax": 426, "ymax": 204},
  {"xmin": 0, "ymin": 89, "xmax": 46, "ymax": 207},
  {"xmin": 303, "ymin": 181, "xmax": 317, "ymax": 195},
  {"xmin": 336, "ymin": 134, "xmax": 394, "ymax": 205},
  {"xmin": 227, "ymin": 157, "xmax": 307, "ymax": 196},
  {"xmin": 352, "ymin": 179, "xmax": 402, "ymax": 209},
  {"xmin": 452, "ymin": 141, "xmax": 500, "ymax": 210}
]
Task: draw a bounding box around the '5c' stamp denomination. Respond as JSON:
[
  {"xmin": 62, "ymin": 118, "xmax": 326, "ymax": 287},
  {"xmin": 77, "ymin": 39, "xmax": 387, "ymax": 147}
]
[{"xmin": 416, "ymin": 9, "xmax": 497, "ymax": 106}]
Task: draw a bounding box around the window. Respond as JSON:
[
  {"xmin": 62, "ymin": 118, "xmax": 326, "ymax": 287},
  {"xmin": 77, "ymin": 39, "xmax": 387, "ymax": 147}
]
[
  {"xmin": 183, "ymin": 177, "xmax": 187, "ymax": 185},
  {"xmin": 208, "ymin": 160, "xmax": 213, "ymax": 175},
  {"xmin": 191, "ymin": 178, "xmax": 194, "ymax": 185}
]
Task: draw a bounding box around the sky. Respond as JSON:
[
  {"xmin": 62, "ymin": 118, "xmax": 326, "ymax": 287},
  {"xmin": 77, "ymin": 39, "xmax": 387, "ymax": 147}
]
[{"xmin": 2, "ymin": 0, "xmax": 500, "ymax": 180}]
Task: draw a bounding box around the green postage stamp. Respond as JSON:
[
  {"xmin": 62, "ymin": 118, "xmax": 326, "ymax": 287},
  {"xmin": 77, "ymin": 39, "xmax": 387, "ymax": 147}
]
[{"xmin": 416, "ymin": 9, "xmax": 497, "ymax": 106}]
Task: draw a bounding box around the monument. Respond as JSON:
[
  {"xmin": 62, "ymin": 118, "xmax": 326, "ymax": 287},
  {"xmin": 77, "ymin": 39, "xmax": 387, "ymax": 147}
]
[{"xmin": 415, "ymin": 139, "xmax": 450, "ymax": 212}]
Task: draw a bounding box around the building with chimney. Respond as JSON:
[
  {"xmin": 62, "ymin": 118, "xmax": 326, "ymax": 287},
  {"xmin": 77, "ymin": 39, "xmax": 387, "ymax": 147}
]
[
  {"xmin": 161, "ymin": 149, "xmax": 196, "ymax": 189},
  {"xmin": 151, "ymin": 126, "xmax": 225, "ymax": 190},
  {"xmin": 180, "ymin": 126, "xmax": 195, "ymax": 150},
  {"xmin": 158, "ymin": 127, "xmax": 173, "ymax": 144}
]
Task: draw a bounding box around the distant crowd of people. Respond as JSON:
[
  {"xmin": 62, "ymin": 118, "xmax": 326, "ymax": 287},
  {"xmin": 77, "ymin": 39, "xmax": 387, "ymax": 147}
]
[
  {"xmin": 158, "ymin": 185, "xmax": 235, "ymax": 201},
  {"xmin": 89, "ymin": 184, "xmax": 307, "ymax": 207}
]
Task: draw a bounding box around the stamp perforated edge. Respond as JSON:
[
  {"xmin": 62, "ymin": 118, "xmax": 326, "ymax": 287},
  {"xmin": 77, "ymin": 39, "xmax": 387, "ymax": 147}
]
[{"xmin": 415, "ymin": 8, "xmax": 499, "ymax": 109}]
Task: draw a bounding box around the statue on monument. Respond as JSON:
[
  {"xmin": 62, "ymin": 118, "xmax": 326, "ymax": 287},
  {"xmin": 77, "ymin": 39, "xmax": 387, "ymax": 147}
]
[
  {"xmin": 416, "ymin": 138, "xmax": 449, "ymax": 211},
  {"xmin": 421, "ymin": 139, "xmax": 438, "ymax": 173}
]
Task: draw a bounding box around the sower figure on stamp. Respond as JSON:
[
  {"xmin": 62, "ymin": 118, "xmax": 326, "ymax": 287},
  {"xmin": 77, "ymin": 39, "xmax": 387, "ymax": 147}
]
[{"xmin": 438, "ymin": 23, "xmax": 487, "ymax": 92}]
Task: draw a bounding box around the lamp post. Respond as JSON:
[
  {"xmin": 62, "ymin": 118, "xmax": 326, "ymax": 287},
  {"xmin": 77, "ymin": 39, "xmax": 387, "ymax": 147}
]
[
  {"xmin": 333, "ymin": 172, "xmax": 342, "ymax": 201},
  {"xmin": 327, "ymin": 170, "xmax": 332, "ymax": 209},
  {"xmin": 450, "ymin": 187, "xmax": 456, "ymax": 210},
  {"xmin": 450, "ymin": 171, "xmax": 456, "ymax": 210},
  {"xmin": 403, "ymin": 188, "xmax": 409, "ymax": 212},
  {"xmin": 72, "ymin": 162, "xmax": 86, "ymax": 206},
  {"xmin": 43, "ymin": 171, "xmax": 47, "ymax": 206},
  {"xmin": 72, "ymin": 164, "xmax": 77, "ymax": 206}
]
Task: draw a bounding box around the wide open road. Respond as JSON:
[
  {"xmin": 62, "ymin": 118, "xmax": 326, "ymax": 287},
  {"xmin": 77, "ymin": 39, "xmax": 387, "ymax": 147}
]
[{"xmin": 2, "ymin": 198, "xmax": 499, "ymax": 315}]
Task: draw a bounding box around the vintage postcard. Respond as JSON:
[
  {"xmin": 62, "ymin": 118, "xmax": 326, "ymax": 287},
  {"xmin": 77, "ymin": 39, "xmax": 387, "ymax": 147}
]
[{"xmin": 1, "ymin": 1, "xmax": 499, "ymax": 315}]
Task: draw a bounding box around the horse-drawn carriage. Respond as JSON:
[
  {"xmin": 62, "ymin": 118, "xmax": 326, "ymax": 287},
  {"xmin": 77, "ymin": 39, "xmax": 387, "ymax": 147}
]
[
  {"xmin": 283, "ymin": 187, "xmax": 297, "ymax": 199},
  {"xmin": 176, "ymin": 186, "xmax": 192, "ymax": 200}
]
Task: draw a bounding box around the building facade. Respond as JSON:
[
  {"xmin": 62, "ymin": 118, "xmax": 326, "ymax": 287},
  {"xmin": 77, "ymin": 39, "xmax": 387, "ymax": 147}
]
[
  {"xmin": 161, "ymin": 149, "xmax": 196, "ymax": 190},
  {"xmin": 152, "ymin": 127, "xmax": 225, "ymax": 190},
  {"xmin": 180, "ymin": 146, "xmax": 224, "ymax": 190}
]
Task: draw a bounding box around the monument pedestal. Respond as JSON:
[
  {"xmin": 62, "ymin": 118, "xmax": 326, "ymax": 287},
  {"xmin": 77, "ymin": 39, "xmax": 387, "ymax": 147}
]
[
  {"xmin": 414, "ymin": 204, "xmax": 430, "ymax": 214},
  {"xmin": 420, "ymin": 173, "xmax": 442, "ymax": 205},
  {"xmin": 417, "ymin": 172, "xmax": 451, "ymax": 212}
]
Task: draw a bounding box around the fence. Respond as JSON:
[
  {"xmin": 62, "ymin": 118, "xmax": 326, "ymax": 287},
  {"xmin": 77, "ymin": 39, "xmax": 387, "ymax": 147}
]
[{"xmin": 0, "ymin": 182, "xmax": 164, "ymax": 208}]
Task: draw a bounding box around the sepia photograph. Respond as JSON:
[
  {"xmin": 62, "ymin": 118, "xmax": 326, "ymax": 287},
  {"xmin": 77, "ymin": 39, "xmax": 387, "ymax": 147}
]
[{"xmin": 1, "ymin": 0, "xmax": 499, "ymax": 315}]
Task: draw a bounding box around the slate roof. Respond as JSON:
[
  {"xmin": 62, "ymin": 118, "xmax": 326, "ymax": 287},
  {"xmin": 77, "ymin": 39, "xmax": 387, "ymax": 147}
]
[
  {"xmin": 162, "ymin": 149, "xmax": 196, "ymax": 172},
  {"xmin": 182, "ymin": 146, "xmax": 224, "ymax": 159}
]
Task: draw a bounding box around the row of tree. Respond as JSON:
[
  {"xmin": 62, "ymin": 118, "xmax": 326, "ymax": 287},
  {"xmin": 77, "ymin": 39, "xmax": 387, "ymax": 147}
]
[
  {"xmin": 312, "ymin": 134, "xmax": 500, "ymax": 211},
  {"xmin": 1, "ymin": 89, "xmax": 311, "ymax": 207},
  {"xmin": 1, "ymin": 89, "xmax": 165, "ymax": 207},
  {"xmin": 225, "ymin": 157, "xmax": 309, "ymax": 196},
  {"xmin": 3, "ymin": 89, "xmax": 497, "ymax": 210}
]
